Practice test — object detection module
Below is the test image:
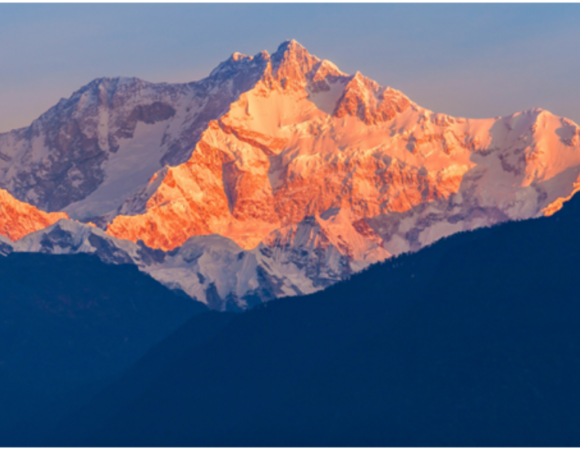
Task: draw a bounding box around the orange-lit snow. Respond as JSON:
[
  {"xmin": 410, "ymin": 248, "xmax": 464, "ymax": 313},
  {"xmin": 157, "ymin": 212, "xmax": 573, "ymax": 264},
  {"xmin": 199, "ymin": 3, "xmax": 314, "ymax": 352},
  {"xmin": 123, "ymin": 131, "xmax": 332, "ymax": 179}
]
[
  {"xmin": 0, "ymin": 189, "xmax": 68, "ymax": 241},
  {"xmin": 106, "ymin": 41, "xmax": 580, "ymax": 267}
]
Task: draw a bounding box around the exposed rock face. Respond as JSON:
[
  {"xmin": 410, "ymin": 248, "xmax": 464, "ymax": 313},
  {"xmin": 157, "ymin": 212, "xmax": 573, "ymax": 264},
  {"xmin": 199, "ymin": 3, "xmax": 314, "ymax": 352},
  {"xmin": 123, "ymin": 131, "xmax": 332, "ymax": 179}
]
[
  {"xmin": 0, "ymin": 189, "xmax": 68, "ymax": 241},
  {"xmin": 0, "ymin": 234, "xmax": 13, "ymax": 256},
  {"xmin": 333, "ymin": 72, "xmax": 412, "ymax": 125},
  {"xmin": 0, "ymin": 55, "xmax": 267, "ymax": 217},
  {"xmin": 106, "ymin": 41, "xmax": 580, "ymax": 259},
  {"xmin": 2, "ymin": 39, "xmax": 580, "ymax": 310}
]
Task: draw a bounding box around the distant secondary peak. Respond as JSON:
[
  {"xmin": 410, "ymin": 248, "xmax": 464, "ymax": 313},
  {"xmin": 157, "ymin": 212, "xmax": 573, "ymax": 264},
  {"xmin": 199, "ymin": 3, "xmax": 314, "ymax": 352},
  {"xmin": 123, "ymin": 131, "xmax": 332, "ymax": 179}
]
[
  {"xmin": 333, "ymin": 72, "xmax": 412, "ymax": 125},
  {"xmin": 255, "ymin": 50, "xmax": 271, "ymax": 61},
  {"xmin": 208, "ymin": 50, "xmax": 265, "ymax": 80},
  {"xmin": 231, "ymin": 52, "xmax": 249, "ymax": 62}
]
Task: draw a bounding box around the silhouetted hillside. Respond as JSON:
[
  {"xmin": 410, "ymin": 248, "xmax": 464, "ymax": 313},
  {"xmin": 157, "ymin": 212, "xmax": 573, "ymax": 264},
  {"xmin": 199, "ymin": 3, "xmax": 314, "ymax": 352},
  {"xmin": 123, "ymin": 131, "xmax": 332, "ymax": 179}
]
[
  {"xmin": 0, "ymin": 252, "xmax": 206, "ymax": 437},
  {"xmin": 12, "ymin": 310, "xmax": 235, "ymax": 446},
  {"xmin": 38, "ymin": 193, "xmax": 580, "ymax": 446}
]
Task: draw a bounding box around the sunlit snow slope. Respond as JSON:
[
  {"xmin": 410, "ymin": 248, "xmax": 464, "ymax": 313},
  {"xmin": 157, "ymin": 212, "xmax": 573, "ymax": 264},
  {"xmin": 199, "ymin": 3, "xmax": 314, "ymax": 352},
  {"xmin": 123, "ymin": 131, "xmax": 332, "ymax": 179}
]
[
  {"xmin": 0, "ymin": 189, "xmax": 67, "ymax": 241},
  {"xmin": 106, "ymin": 40, "xmax": 580, "ymax": 256},
  {"xmin": 1, "ymin": 40, "xmax": 580, "ymax": 310}
]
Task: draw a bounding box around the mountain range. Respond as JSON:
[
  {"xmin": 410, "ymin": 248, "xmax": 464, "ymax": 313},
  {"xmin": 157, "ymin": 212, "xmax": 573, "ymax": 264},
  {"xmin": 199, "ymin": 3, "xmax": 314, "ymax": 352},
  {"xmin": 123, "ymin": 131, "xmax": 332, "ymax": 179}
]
[
  {"xmin": 8, "ymin": 169, "xmax": 580, "ymax": 446},
  {"xmin": 1, "ymin": 40, "xmax": 580, "ymax": 310},
  {"xmin": 2, "ymin": 39, "xmax": 580, "ymax": 446}
]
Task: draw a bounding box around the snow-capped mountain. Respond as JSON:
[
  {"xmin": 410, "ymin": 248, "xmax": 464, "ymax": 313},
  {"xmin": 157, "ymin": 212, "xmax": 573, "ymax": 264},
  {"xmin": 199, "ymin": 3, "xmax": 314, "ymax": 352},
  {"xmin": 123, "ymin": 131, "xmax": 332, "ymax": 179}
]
[
  {"xmin": 106, "ymin": 41, "xmax": 580, "ymax": 255},
  {"xmin": 1, "ymin": 39, "xmax": 580, "ymax": 310},
  {"xmin": 0, "ymin": 56, "xmax": 266, "ymax": 217},
  {"xmin": 14, "ymin": 219, "xmax": 145, "ymax": 265},
  {"xmin": 12, "ymin": 215, "xmax": 379, "ymax": 310}
]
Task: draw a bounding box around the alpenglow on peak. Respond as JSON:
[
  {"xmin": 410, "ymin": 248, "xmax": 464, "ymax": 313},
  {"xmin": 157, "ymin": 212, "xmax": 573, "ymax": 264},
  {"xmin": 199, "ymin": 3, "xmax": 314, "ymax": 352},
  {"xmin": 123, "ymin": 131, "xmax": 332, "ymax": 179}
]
[{"xmin": 0, "ymin": 40, "xmax": 579, "ymax": 311}]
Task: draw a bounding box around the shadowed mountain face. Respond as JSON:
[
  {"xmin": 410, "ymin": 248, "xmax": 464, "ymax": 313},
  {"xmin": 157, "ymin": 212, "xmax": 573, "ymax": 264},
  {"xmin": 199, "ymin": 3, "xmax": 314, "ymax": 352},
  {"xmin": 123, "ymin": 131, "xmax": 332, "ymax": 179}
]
[
  {"xmin": 4, "ymin": 310, "xmax": 235, "ymax": 446},
  {"xmin": 0, "ymin": 253, "xmax": 207, "ymax": 436},
  {"xmin": 38, "ymin": 191, "xmax": 580, "ymax": 446}
]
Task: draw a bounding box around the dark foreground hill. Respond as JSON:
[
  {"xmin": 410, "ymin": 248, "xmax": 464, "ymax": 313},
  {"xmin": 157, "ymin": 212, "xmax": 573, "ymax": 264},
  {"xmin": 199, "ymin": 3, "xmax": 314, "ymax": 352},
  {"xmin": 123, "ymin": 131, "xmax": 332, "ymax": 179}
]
[
  {"xmin": 38, "ymin": 192, "xmax": 580, "ymax": 446},
  {"xmin": 0, "ymin": 252, "xmax": 207, "ymax": 438}
]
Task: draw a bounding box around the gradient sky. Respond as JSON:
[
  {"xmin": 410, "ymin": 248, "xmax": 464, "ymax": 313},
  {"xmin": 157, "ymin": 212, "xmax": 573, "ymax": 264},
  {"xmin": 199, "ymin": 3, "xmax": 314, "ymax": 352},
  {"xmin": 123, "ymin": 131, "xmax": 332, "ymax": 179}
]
[{"xmin": 0, "ymin": 3, "xmax": 579, "ymax": 133}]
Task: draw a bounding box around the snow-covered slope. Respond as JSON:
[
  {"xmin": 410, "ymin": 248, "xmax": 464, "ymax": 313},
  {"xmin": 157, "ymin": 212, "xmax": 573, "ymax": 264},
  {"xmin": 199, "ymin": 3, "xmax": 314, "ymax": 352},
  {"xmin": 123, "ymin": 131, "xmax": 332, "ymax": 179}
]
[
  {"xmin": 10, "ymin": 214, "xmax": 382, "ymax": 310},
  {"xmin": 0, "ymin": 189, "xmax": 67, "ymax": 241},
  {"xmin": 13, "ymin": 219, "xmax": 148, "ymax": 265},
  {"xmin": 148, "ymin": 208, "xmax": 391, "ymax": 310},
  {"xmin": 0, "ymin": 55, "xmax": 267, "ymax": 217},
  {"xmin": 2, "ymin": 39, "xmax": 580, "ymax": 310},
  {"xmin": 106, "ymin": 41, "xmax": 580, "ymax": 254}
]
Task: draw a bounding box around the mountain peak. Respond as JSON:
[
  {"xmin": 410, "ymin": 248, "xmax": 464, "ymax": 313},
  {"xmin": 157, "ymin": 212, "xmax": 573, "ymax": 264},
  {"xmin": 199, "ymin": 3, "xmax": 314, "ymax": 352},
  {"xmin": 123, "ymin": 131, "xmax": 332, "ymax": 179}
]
[
  {"xmin": 208, "ymin": 50, "xmax": 265, "ymax": 82},
  {"xmin": 230, "ymin": 52, "xmax": 249, "ymax": 62},
  {"xmin": 275, "ymin": 39, "xmax": 305, "ymax": 53},
  {"xmin": 268, "ymin": 39, "xmax": 323, "ymax": 89},
  {"xmin": 4, "ymin": 39, "xmax": 580, "ymax": 313},
  {"xmin": 271, "ymin": 39, "xmax": 314, "ymax": 64}
]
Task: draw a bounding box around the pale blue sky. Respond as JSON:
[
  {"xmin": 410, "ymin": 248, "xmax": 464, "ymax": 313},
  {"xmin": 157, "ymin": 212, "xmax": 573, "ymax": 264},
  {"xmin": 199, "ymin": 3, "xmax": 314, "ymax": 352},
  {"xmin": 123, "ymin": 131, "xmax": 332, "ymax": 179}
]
[{"xmin": 1, "ymin": 4, "xmax": 579, "ymax": 132}]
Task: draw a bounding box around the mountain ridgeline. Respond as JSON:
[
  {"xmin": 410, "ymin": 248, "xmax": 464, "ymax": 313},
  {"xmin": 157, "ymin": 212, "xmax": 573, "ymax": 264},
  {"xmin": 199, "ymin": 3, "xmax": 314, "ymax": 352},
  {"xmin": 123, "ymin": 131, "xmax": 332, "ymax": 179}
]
[
  {"xmin": 0, "ymin": 40, "xmax": 580, "ymax": 310},
  {"xmin": 1, "ymin": 39, "xmax": 580, "ymax": 446},
  {"xmin": 17, "ymin": 190, "xmax": 580, "ymax": 446}
]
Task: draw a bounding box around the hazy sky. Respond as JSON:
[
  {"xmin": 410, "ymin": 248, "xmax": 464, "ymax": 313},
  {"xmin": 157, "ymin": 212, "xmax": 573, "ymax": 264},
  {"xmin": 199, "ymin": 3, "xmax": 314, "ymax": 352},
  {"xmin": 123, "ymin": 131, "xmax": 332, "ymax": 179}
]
[{"xmin": 0, "ymin": 3, "xmax": 579, "ymax": 132}]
